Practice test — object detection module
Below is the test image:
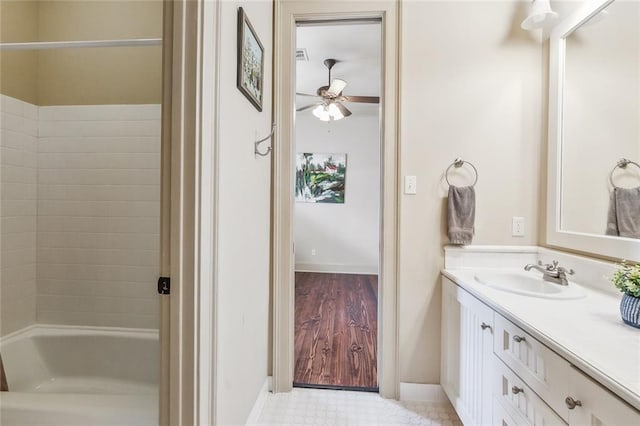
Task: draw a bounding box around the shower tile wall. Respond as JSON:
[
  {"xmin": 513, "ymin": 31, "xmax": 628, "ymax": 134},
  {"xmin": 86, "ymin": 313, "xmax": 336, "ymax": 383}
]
[
  {"xmin": 36, "ymin": 104, "xmax": 161, "ymax": 329},
  {"xmin": 0, "ymin": 95, "xmax": 38, "ymax": 336}
]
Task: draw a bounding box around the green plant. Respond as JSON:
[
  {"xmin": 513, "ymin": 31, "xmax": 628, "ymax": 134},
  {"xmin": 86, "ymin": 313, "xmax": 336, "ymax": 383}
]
[{"xmin": 612, "ymin": 261, "xmax": 640, "ymax": 298}]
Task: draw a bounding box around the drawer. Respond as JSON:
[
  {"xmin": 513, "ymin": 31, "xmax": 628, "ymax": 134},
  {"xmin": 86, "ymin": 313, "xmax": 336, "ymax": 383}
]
[
  {"xmin": 494, "ymin": 314, "xmax": 570, "ymax": 421},
  {"xmin": 493, "ymin": 396, "xmax": 522, "ymax": 426},
  {"xmin": 493, "ymin": 355, "xmax": 567, "ymax": 426}
]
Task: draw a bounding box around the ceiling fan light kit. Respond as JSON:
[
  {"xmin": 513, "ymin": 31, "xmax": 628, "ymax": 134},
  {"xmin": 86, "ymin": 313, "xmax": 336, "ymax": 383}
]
[
  {"xmin": 312, "ymin": 103, "xmax": 345, "ymax": 122},
  {"xmin": 521, "ymin": 0, "xmax": 558, "ymax": 30},
  {"xmin": 296, "ymin": 57, "xmax": 380, "ymax": 121}
]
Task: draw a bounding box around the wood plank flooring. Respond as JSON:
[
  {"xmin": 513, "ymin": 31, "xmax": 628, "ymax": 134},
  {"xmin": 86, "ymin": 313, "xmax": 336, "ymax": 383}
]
[{"xmin": 294, "ymin": 272, "xmax": 378, "ymax": 390}]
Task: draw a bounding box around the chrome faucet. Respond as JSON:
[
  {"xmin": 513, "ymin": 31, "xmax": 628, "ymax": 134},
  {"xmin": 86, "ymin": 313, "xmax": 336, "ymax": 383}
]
[{"xmin": 524, "ymin": 260, "xmax": 575, "ymax": 286}]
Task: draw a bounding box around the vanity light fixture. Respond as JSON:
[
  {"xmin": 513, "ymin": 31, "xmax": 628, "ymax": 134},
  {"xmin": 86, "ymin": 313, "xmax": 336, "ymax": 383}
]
[{"xmin": 521, "ymin": 0, "xmax": 558, "ymax": 30}]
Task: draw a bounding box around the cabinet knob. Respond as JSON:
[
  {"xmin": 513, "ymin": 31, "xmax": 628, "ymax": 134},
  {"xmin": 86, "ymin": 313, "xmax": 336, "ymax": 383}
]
[
  {"xmin": 481, "ymin": 322, "xmax": 491, "ymax": 331},
  {"xmin": 511, "ymin": 386, "xmax": 524, "ymax": 395},
  {"xmin": 513, "ymin": 335, "xmax": 526, "ymax": 343},
  {"xmin": 565, "ymin": 396, "xmax": 582, "ymax": 410}
]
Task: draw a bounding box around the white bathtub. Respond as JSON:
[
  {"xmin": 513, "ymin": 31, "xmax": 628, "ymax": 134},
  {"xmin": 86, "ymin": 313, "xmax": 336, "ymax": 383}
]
[{"xmin": 0, "ymin": 325, "xmax": 158, "ymax": 426}]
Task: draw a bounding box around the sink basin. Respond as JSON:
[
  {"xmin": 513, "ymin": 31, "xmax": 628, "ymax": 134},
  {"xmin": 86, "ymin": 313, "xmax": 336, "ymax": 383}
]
[{"xmin": 474, "ymin": 272, "xmax": 586, "ymax": 299}]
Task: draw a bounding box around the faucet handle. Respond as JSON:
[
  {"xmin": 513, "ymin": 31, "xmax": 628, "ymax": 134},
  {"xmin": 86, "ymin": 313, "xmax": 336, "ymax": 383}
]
[
  {"xmin": 558, "ymin": 267, "xmax": 575, "ymax": 275},
  {"xmin": 538, "ymin": 260, "xmax": 557, "ymax": 271}
]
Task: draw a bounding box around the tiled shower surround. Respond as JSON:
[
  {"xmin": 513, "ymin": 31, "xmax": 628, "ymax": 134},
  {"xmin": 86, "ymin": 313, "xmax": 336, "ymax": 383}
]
[
  {"xmin": 0, "ymin": 96, "xmax": 38, "ymax": 335},
  {"xmin": 0, "ymin": 94, "xmax": 161, "ymax": 334}
]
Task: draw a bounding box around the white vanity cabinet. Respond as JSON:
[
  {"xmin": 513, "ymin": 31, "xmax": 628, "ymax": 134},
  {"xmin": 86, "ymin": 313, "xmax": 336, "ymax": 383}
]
[
  {"xmin": 493, "ymin": 314, "xmax": 570, "ymax": 419},
  {"xmin": 441, "ymin": 276, "xmax": 494, "ymax": 426},
  {"xmin": 492, "ymin": 358, "xmax": 566, "ymax": 425},
  {"xmin": 441, "ymin": 276, "xmax": 640, "ymax": 426},
  {"xmin": 565, "ymin": 367, "xmax": 640, "ymax": 425}
]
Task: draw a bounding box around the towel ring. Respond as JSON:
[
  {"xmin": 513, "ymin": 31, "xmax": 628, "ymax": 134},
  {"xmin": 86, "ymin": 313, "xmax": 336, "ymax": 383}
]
[
  {"xmin": 445, "ymin": 157, "xmax": 478, "ymax": 187},
  {"xmin": 609, "ymin": 158, "xmax": 640, "ymax": 188}
]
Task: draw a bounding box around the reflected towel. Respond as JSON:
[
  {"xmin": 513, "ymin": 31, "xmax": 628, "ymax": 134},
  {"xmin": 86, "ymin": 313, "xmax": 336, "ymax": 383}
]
[
  {"xmin": 447, "ymin": 185, "xmax": 475, "ymax": 245},
  {"xmin": 607, "ymin": 187, "xmax": 640, "ymax": 239}
]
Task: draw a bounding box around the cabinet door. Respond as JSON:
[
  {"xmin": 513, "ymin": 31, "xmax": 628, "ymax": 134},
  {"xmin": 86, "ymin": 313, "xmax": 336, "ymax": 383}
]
[
  {"xmin": 566, "ymin": 367, "xmax": 640, "ymax": 425},
  {"xmin": 441, "ymin": 277, "xmax": 494, "ymax": 426}
]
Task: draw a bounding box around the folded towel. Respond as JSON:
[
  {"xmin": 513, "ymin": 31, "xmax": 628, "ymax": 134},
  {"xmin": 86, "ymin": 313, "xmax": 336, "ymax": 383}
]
[
  {"xmin": 612, "ymin": 187, "xmax": 640, "ymax": 239},
  {"xmin": 448, "ymin": 185, "xmax": 475, "ymax": 245}
]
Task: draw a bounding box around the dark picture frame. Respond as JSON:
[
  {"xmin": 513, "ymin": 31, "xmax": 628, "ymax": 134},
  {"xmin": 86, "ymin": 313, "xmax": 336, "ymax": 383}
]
[{"xmin": 237, "ymin": 7, "xmax": 264, "ymax": 111}]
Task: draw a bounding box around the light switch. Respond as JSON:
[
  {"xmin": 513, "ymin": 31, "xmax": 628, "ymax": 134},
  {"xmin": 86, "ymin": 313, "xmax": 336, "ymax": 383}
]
[{"xmin": 404, "ymin": 176, "xmax": 417, "ymax": 194}]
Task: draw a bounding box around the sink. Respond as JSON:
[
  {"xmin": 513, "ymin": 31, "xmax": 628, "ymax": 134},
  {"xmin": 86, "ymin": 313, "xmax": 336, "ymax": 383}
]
[{"xmin": 474, "ymin": 272, "xmax": 587, "ymax": 299}]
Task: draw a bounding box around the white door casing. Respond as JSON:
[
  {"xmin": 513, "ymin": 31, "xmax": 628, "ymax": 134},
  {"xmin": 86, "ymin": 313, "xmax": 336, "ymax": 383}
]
[
  {"xmin": 161, "ymin": 0, "xmax": 220, "ymax": 424},
  {"xmin": 272, "ymin": 0, "xmax": 400, "ymax": 397}
]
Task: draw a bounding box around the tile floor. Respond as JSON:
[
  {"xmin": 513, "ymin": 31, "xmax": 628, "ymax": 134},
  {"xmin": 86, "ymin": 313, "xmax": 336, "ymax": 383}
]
[{"xmin": 254, "ymin": 388, "xmax": 462, "ymax": 425}]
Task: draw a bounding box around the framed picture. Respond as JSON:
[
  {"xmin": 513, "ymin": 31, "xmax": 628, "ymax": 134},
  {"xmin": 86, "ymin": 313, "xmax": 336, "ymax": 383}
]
[
  {"xmin": 295, "ymin": 153, "xmax": 347, "ymax": 203},
  {"xmin": 237, "ymin": 7, "xmax": 264, "ymax": 111}
]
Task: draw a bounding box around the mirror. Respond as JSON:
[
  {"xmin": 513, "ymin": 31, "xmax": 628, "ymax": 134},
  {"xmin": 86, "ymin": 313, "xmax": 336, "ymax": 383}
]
[{"xmin": 547, "ymin": 0, "xmax": 640, "ymax": 261}]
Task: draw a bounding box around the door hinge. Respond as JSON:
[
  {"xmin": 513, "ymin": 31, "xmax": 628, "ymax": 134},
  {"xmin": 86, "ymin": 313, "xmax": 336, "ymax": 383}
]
[{"xmin": 157, "ymin": 277, "xmax": 171, "ymax": 295}]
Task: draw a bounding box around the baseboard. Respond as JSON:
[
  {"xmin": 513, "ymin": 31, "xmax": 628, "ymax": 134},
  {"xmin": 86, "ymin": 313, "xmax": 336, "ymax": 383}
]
[
  {"xmin": 295, "ymin": 263, "xmax": 378, "ymax": 275},
  {"xmin": 399, "ymin": 382, "xmax": 450, "ymax": 403},
  {"xmin": 245, "ymin": 376, "xmax": 271, "ymax": 425}
]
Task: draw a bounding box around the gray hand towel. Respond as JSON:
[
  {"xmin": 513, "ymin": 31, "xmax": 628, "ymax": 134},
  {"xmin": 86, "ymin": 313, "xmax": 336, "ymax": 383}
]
[
  {"xmin": 612, "ymin": 187, "xmax": 640, "ymax": 239},
  {"xmin": 448, "ymin": 185, "xmax": 475, "ymax": 245},
  {"xmin": 606, "ymin": 191, "xmax": 619, "ymax": 236}
]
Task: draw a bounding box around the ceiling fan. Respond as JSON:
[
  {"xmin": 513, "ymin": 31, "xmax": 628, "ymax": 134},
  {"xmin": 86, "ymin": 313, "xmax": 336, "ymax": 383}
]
[{"xmin": 296, "ymin": 58, "xmax": 380, "ymax": 121}]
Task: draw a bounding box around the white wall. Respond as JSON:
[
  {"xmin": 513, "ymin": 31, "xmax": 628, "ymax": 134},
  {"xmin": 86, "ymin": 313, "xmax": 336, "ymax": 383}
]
[
  {"xmin": 215, "ymin": 1, "xmax": 272, "ymax": 424},
  {"xmin": 562, "ymin": 0, "xmax": 639, "ymax": 235},
  {"xmin": 294, "ymin": 108, "xmax": 380, "ymax": 274},
  {"xmin": 0, "ymin": 94, "xmax": 38, "ymax": 336},
  {"xmin": 35, "ymin": 104, "xmax": 161, "ymax": 328},
  {"xmin": 399, "ymin": 0, "xmax": 543, "ymax": 383}
]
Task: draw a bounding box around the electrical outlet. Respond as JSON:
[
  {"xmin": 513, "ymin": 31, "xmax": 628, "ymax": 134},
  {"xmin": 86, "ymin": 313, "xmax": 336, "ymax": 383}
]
[
  {"xmin": 404, "ymin": 176, "xmax": 417, "ymax": 194},
  {"xmin": 311, "ymin": 248, "xmax": 316, "ymax": 256},
  {"xmin": 512, "ymin": 217, "xmax": 525, "ymax": 237}
]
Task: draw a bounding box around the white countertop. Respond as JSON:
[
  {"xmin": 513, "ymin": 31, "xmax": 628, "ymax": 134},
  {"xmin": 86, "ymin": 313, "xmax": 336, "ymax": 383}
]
[{"xmin": 442, "ymin": 268, "xmax": 640, "ymax": 411}]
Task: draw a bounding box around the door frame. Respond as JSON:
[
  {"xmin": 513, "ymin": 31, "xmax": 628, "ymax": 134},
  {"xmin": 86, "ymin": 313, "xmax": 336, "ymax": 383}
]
[
  {"xmin": 161, "ymin": 0, "xmax": 220, "ymax": 424},
  {"xmin": 272, "ymin": 0, "xmax": 400, "ymax": 398}
]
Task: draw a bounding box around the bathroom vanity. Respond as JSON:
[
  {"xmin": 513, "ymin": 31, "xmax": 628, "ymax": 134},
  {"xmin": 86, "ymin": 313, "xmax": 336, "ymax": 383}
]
[
  {"xmin": 440, "ymin": 246, "xmax": 640, "ymax": 426},
  {"xmin": 438, "ymin": 2, "xmax": 640, "ymax": 422}
]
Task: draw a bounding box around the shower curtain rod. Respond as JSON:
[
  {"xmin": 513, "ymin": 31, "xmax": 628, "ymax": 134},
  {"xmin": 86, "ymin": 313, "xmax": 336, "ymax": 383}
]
[{"xmin": 0, "ymin": 38, "xmax": 162, "ymax": 51}]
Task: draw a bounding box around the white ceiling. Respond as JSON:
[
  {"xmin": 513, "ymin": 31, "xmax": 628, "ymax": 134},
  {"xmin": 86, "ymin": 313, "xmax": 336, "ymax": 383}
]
[{"xmin": 295, "ymin": 22, "xmax": 381, "ymax": 103}]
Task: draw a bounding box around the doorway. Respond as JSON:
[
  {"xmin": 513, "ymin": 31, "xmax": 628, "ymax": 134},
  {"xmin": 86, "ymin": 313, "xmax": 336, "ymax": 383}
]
[
  {"xmin": 292, "ymin": 20, "xmax": 382, "ymax": 391},
  {"xmin": 272, "ymin": 0, "xmax": 399, "ymax": 397}
]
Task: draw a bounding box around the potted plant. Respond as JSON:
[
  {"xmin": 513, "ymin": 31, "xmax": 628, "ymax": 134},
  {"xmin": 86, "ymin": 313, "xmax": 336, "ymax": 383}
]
[{"xmin": 612, "ymin": 261, "xmax": 640, "ymax": 329}]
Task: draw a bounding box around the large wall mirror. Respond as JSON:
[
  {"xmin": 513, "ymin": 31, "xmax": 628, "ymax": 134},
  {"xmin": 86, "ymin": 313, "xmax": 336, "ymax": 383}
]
[{"xmin": 548, "ymin": 0, "xmax": 640, "ymax": 261}]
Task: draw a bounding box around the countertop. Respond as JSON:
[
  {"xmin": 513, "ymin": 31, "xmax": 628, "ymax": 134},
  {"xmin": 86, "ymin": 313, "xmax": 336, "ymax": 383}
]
[{"xmin": 442, "ymin": 268, "xmax": 640, "ymax": 412}]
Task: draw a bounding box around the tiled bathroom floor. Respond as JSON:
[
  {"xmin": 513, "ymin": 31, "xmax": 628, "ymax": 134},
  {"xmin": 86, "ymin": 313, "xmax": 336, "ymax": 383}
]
[{"xmin": 253, "ymin": 388, "xmax": 462, "ymax": 425}]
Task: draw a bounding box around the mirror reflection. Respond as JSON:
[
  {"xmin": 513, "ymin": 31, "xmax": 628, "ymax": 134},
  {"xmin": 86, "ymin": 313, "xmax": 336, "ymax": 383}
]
[{"xmin": 560, "ymin": 0, "xmax": 640, "ymax": 239}]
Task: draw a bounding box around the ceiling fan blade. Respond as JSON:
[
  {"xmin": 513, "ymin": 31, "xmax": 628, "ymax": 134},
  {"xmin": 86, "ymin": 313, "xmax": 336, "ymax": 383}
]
[
  {"xmin": 296, "ymin": 103, "xmax": 318, "ymax": 112},
  {"xmin": 296, "ymin": 92, "xmax": 321, "ymax": 98},
  {"xmin": 327, "ymin": 79, "xmax": 347, "ymax": 96},
  {"xmin": 334, "ymin": 102, "xmax": 352, "ymax": 118},
  {"xmin": 342, "ymin": 95, "xmax": 380, "ymax": 104}
]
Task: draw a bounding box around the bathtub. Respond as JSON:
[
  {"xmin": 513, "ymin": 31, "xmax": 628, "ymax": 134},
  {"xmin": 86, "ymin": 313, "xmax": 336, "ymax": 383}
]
[{"xmin": 0, "ymin": 325, "xmax": 158, "ymax": 426}]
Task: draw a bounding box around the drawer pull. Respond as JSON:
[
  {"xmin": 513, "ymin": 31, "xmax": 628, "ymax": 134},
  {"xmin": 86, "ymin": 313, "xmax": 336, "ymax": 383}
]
[
  {"xmin": 511, "ymin": 386, "xmax": 524, "ymax": 395},
  {"xmin": 513, "ymin": 335, "xmax": 526, "ymax": 343},
  {"xmin": 565, "ymin": 396, "xmax": 582, "ymax": 410},
  {"xmin": 481, "ymin": 322, "xmax": 492, "ymax": 331}
]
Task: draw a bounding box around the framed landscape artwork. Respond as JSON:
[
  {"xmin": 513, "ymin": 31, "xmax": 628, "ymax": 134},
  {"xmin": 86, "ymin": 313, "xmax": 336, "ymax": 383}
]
[
  {"xmin": 295, "ymin": 153, "xmax": 347, "ymax": 203},
  {"xmin": 237, "ymin": 7, "xmax": 264, "ymax": 111}
]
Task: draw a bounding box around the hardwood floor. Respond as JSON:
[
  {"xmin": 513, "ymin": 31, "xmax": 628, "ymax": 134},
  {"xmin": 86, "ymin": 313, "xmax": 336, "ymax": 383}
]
[{"xmin": 294, "ymin": 272, "xmax": 378, "ymax": 390}]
